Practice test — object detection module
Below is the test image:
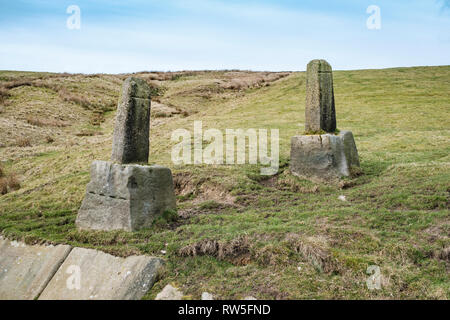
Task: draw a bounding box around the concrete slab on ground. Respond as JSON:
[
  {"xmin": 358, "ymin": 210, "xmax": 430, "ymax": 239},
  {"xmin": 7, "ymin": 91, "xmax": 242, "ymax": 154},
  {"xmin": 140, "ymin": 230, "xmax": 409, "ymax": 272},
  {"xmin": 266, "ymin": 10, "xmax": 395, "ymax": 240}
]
[
  {"xmin": 0, "ymin": 237, "xmax": 72, "ymax": 300},
  {"xmin": 38, "ymin": 247, "xmax": 164, "ymax": 300}
]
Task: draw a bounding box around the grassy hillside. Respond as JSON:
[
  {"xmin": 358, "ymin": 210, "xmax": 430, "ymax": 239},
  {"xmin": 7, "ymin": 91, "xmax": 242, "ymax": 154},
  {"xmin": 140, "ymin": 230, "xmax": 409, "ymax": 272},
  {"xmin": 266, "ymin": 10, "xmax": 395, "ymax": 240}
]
[{"xmin": 0, "ymin": 66, "xmax": 449, "ymax": 299}]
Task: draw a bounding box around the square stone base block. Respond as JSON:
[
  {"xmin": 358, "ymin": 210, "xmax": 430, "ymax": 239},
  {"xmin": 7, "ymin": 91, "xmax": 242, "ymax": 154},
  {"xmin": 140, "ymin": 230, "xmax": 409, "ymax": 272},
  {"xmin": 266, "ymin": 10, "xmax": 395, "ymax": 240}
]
[
  {"xmin": 290, "ymin": 131, "xmax": 360, "ymax": 182},
  {"xmin": 76, "ymin": 161, "xmax": 176, "ymax": 232}
]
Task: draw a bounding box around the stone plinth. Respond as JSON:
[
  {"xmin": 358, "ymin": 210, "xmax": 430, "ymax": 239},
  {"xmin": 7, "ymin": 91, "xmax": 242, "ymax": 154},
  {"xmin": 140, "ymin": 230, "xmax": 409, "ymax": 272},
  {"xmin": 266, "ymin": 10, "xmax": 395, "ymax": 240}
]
[
  {"xmin": 76, "ymin": 160, "xmax": 176, "ymax": 232},
  {"xmin": 290, "ymin": 131, "xmax": 360, "ymax": 182}
]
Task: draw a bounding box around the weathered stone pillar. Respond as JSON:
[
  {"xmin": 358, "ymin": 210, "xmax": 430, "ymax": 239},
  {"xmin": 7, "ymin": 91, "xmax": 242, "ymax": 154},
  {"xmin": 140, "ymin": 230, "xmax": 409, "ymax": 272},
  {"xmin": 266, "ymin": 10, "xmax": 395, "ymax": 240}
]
[
  {"xmin": 290, "ymin": 60, "xmax": 360, "ymax": 182},
  {"xmin": 305, "ymin": 59, "xmax": 336, "ymax": 133},
  {"xmin": 77, "ymin": 77, "xmax": 176, "ymax": 231},
  {"xmin": 111, "ymin": 77, "xmax": 151, "ymax": 164}
]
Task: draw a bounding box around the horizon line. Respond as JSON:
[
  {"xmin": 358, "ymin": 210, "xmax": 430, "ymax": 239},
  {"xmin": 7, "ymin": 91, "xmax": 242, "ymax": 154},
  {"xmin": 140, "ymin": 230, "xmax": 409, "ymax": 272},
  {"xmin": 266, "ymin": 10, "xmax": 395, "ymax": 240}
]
[{"xmin": 1, "ymin": 64, "xmax": 449, "ymax": 76}]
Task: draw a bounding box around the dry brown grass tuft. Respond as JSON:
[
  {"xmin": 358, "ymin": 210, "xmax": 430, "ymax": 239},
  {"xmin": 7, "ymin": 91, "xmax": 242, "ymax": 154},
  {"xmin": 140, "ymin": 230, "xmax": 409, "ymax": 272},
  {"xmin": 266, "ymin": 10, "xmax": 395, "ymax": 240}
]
[
  {"xmin": 89, "ymin": 111, "xmax": 105, "ymax": 126},
  {"xmin": 7, "ymin": 173, "xmax": 20, "ymax": 191},
  {"xmin": 0, "ymin": 87, "xmax": 12, "ymax": 108},
  {"xmin": 260, "ymin": 173, "xmax": 320, "ymax": 193},
  {"xmin": 31, "ymin": 81, "xmax": 61, "ymax": 92},
  {"xmin": 253, "ymin": 244, "xmax": 291, "ymax": 266},
  {"xmin": 219, "ymin": 72, "xmax": 290, "ymax": 91},
  {"xmin": 58, "ymin": 88, "xmax": 91, "ymax": 108},
  {"xmin": 0, "ymin": 178, "xmax": 7, "ymax": 195},
  {"xmin": 75, "ymin": 130, "xmax": 103, "ymax": 137},
  {"xmin": 4, "ymin": 79, "xmax": 34, "ymax": 89},
  {"xmin": 0, "ymin": 87, "xmax": 10, "ymax": 105},
  {"xmin": 26, "ymin": 116, "xmax": 69, "ymax": 128},
  {"xmin": 179, "ymin": 239, "xmax": 219, "ymax": 257},
  {"xmin": 179, "ymin": 236, "xmax": 251, "ymax": 265},
  {"xmin": 434, "ymin": 247, "xmax": 450, "ymax": 262},
  {"xmin": 286, "ymin": 234, "xmax": 339, "ymax": 273},
  {"xmin": 55, "ymin": 87, "xmax": 116, "ymax": 126},
  {"xmin": 135, "ymin": 71, "xmax": 198, "ymax": 82},
  {"xmin": 0, "ymin": 167, "xmax": 21, "ymax": 195},
  {"xmin": 153, "ymin": 111, "xmax": 171, "ymax": 118},
  {"xmin": 173, "ymin": 172, "xmax": 201, "ymax": 196},
  {"xmin": 16, "ymin": 137, "xmax": 31, "ymax": 147}
]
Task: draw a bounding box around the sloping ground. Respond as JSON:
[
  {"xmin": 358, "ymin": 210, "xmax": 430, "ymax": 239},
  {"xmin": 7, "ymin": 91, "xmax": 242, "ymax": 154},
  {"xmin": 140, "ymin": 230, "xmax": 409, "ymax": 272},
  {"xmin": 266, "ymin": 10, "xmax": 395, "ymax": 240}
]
[{"xmin": 0, "ymin": 66, "xmax": 449, "ymax": 299}]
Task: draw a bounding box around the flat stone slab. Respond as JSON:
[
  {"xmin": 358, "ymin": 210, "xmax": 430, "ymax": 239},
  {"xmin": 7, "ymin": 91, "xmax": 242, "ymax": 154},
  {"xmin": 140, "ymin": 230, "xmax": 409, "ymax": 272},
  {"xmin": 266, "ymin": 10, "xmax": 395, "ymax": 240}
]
[
  {"xmin": 290, "ymin": 130, "xmax": 360, "ymax": 182},
  {"xmin": 0, "ymin": 237, "xmax": 71, "ymax": 300},
  {"xmin": 39, "ymin": 247, "xmax": 164, "ymax": 300},
  {"xmin": 76, "ymin": 160, "xmax": 176, "ymax": 231}
]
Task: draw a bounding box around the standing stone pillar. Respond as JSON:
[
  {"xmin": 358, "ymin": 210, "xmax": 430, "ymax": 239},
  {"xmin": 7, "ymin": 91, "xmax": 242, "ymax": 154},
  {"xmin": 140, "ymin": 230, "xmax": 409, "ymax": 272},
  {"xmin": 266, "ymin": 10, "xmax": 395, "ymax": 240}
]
[
  {"xmin": 305, "ymin": 60, "xmax": 336, "ymax": 133},
  {"xmin": 76, "ymin": 77, "xmax": 176, "ymax": 232},
  {"xmin": 111, "ymin": 77, "xmax": 151, "ymax": 164},
  {"xmin": 290, "ymin": 60, "xmax": 360, "ymax": 182}
]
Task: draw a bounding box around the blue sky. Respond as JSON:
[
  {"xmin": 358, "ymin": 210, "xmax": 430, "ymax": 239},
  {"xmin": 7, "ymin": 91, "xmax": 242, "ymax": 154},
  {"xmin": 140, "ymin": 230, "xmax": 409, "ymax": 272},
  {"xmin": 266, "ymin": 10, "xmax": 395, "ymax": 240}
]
[{"xmin": 0, "ymin": 0, "xmax": 449, "ymax": 73}]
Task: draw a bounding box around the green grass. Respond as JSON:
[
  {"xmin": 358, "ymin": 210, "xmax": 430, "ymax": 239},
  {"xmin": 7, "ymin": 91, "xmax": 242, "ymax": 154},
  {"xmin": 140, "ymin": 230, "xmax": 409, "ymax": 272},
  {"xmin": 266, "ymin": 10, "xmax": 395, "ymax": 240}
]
[{"xmin": 0, "ymin": 67, "xmax": 449, "ymax": 299}]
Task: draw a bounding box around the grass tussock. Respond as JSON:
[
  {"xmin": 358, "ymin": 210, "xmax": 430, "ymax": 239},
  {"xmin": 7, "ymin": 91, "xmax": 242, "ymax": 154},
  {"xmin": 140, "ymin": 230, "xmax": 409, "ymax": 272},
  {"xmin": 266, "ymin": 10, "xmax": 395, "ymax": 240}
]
[
  {"xmin": 258, "ymin": 172, "xmax": 320, "ymax": 193},
  {"xmin": 134, "ymin": 71, "xmax": 198, "ymax": 82},
  {"xmin": 178, "ymin": 234, "xmax": 340, "ymax": 272},
  {"xmin": 3, "ymin": 79, "xmax": 34, "ymax": 89},
  {"xmin": 287, "ymin": 234, "xmax": 339, "ymax": 274},
  {"xmin": 0, "ymin": 165, "xmax": 20, "ymax": 195},
  {"xmin": 74, "ymin": 130, "xmax": 103, "ymax": 137},
  {"xmin": 434, "ymin": 247, "xmax": 450, "ymax": 262},
  {"xmin": 0, "ymin": 165, "xmax": 5, "ymax": 195},
  {"xmin": 6, "ymin": 173, "xmax": 20, "ymax": 191},
  {"xmin": 0, "ymin": 178, "xmax": 7, "ymax": 195},
  {"xmin": 0, "ymin": 87, "xmax": 10, "ymax": 105},
  {"xmin": 15, "ymin": 137, "xmax": 31, "ymax": 147},
  {"xmin": 252, "ymin": 243, "xmax": 291, "ymax": 266},
  {"xmin": 220, "ymin": 72, "xmax": 290, "ymax": 91},
  {"xmin": 58, "ymin": 88, "xmax": 91, "ymax": 108},
  {"xmin": 26, "ymin": 116, "xmax": 69, "ymax": 128},
  {"xmin": 179, "ymin": 236, "xmax": 251, "ymax": 265}
]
